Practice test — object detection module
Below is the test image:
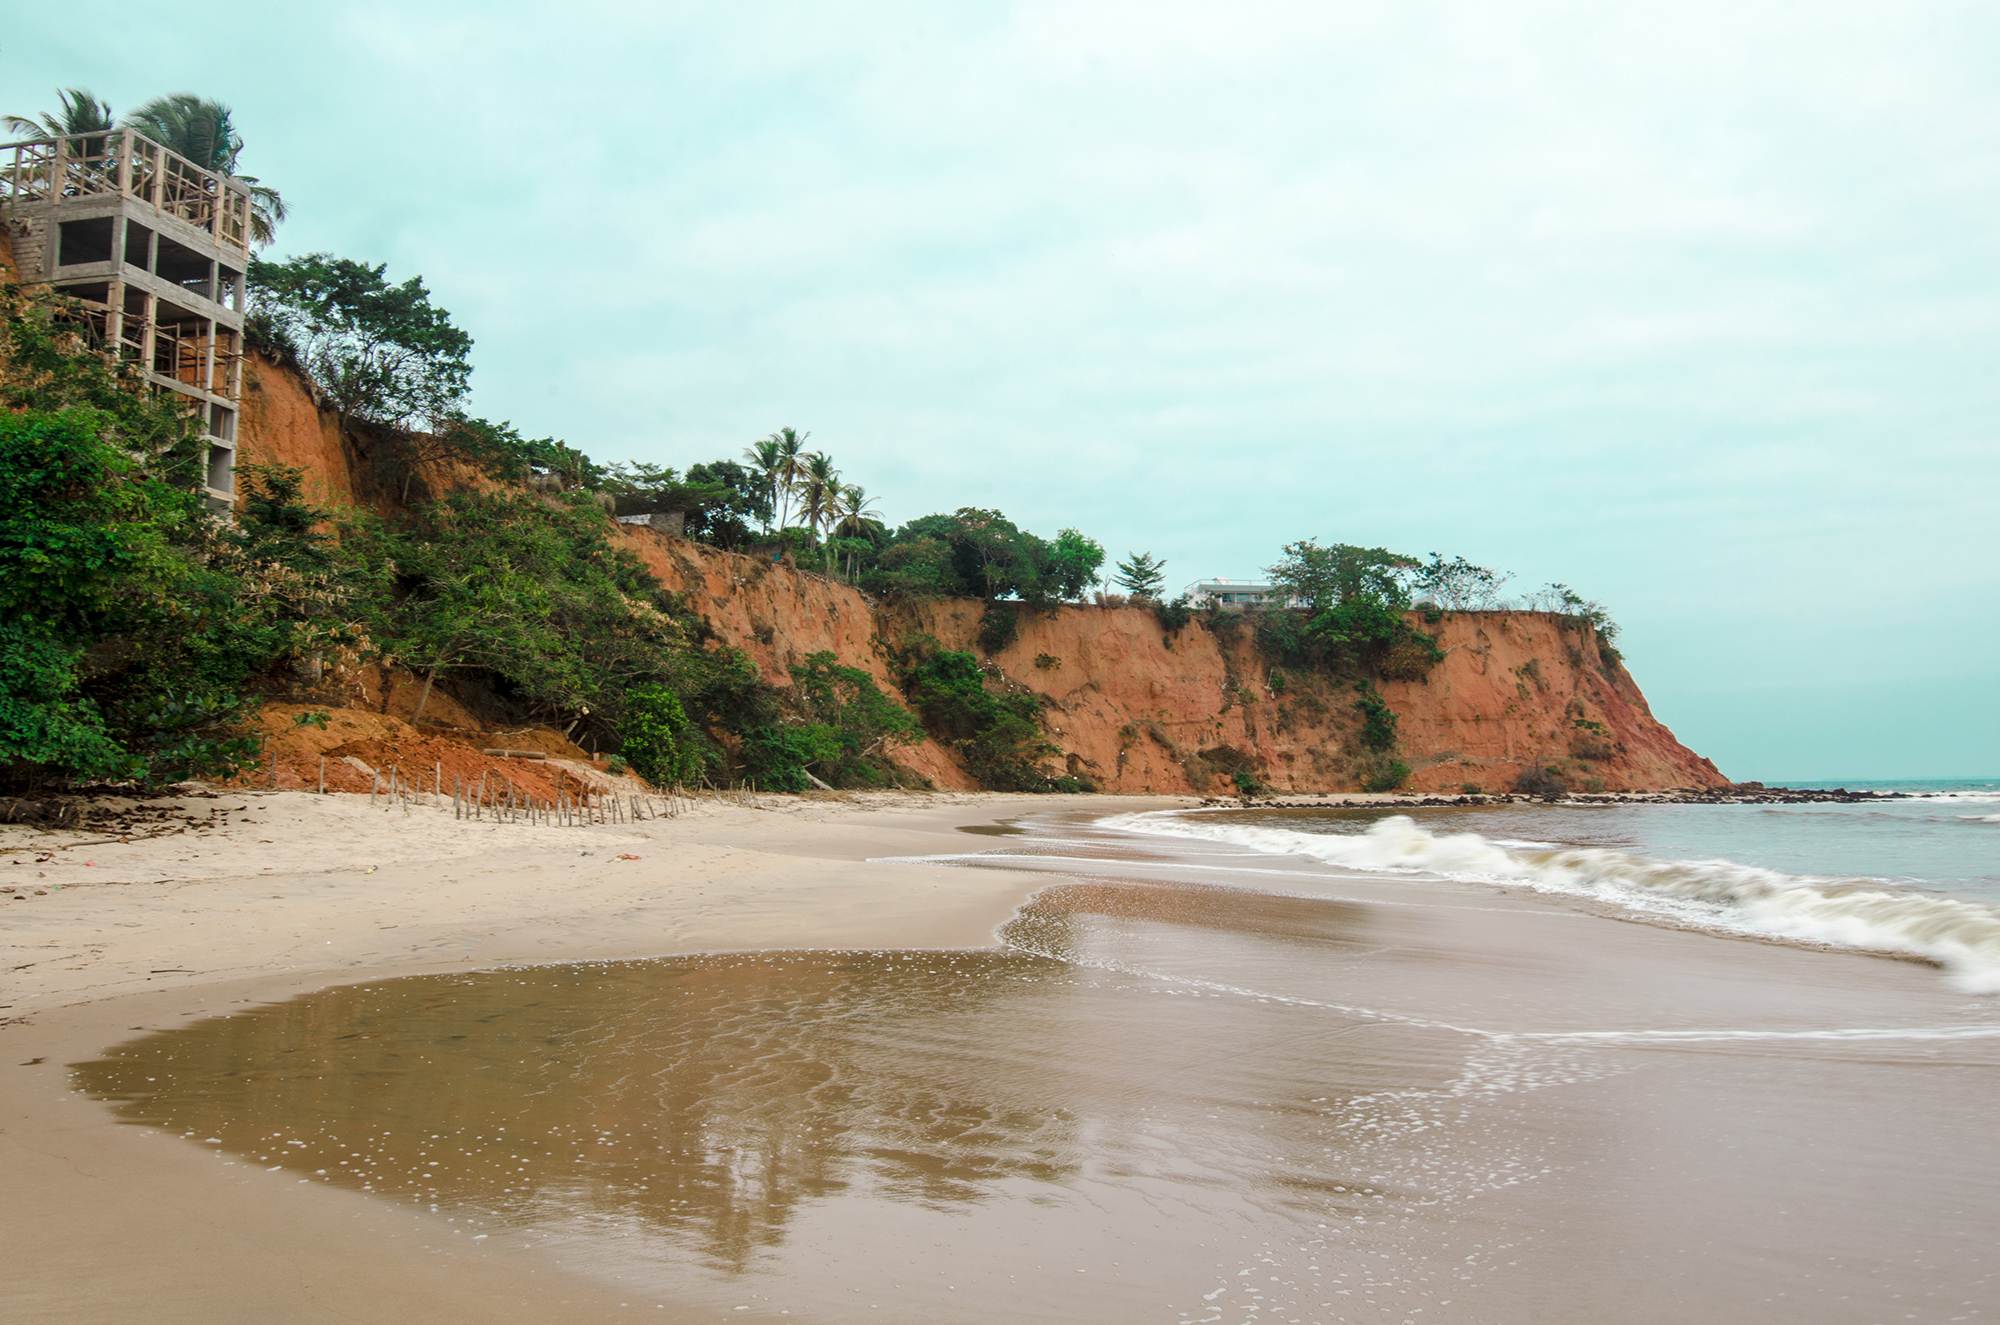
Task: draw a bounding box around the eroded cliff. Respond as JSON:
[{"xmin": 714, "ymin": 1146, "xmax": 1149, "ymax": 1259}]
[
  {"xmin": 616, "ymin": 532, "xmax": 1728, "ymax": 794},
  {"xmin": 236, "ymin": 354, "xmax": 1728, "ymax": 794}
]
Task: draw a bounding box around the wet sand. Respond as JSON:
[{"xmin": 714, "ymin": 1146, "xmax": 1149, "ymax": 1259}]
[
  {"xmin": 3, "ymin": 790, "xmax": 1178, "ymax": 1323},
  {"xmin": 7, "ymin": 793, "xmax": 1999, "ymax": 1323}
]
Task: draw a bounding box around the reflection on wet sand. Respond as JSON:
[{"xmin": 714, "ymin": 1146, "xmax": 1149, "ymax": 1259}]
[
  {"xmin": 78, "ymin": 952, "xmax": 1104, "ymax": 1269},
  {"xmin": 76, "ymin": 881, "xmax": 1478, "ymax": 1322}
]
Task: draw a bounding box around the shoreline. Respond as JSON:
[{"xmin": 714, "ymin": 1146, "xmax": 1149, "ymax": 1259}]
[
  {"xmin": 9, "ymin": 787, "xmax": 1996, "ymax": 1323},
  {"xmin": 2, "ymin": 789, "xmax": 1193, "ymax": 1323}
]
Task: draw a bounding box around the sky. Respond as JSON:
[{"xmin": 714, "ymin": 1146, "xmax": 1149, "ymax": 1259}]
[{"xmin": 7, "ymin": 0, "xmax": 1997, "ymax": 780}]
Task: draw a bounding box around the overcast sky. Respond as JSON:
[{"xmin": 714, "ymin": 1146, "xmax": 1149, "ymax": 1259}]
[{"xmin": 9, "ymin": 1, "xmax": 1997, "ymax": 779}]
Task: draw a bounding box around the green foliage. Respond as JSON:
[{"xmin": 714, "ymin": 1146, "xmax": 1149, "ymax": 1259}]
[
  {"xmin": 600, "ymin": 458, "xmax": 759, "ymax": 542},
  {"xmin": 1353, "ymin": 681, "xmax": 1400, "ymax": 752},
  {"xmin": 0, "ymin": 407, "xmax": 265, "ymax": 786},
  {"xmin": 2, "ymin": 286, "xmax": 207, "ymax": 484},
  {"xmin": 619, "ymin": 685, "xmax": 707, "ymax": 786},
  {"xmin": 891, "ymin": 639, "xmax": 1062, "ymax": 791},
  {"xmin": 884, "ymin": 509, "xmax": 1047, "ymax": 602},
  {"xmin": 738, "ymin": 724, "xmax": 843, "ymax": 793},
  {"xmin": 1231, "ymin": 768, "xmax": 1265, "ymax": 796},
  {"xmin": 1266, "ymin": 540, "xmax": 1417, "ymax": 613},
  {"xmin": 1253, "ymin": 537, "xmax": 1444, "ymax": 682},
  {"xmin": 977, "ymin": 602, "xmax": 1020, "ymax": 654},
  {"xmin": 1112, "ymin": 550, "xmax": 1166, "ymax": 600},
  {"xmin": 247, "ymin": 253, "xmax": 472, "ymax": 428},
  {"xmin": 1362, "ymin": 761, "xmax": 1411, "ymax": 793},
  {"xmin": 1047, "ymin": 529, "xmax": 1106, "ymax": 600},
  {"xmin": 776, "ymin": 651, "xmax": 924, "ymax": 788},
  {"xmin": 683, "ymin": 460, "xmax": 773, "ymax": 550},
  {"xmin": 862, "ymin": 509, "xmax": 1103, "ymax": 604},
  {"xmin": 435, "ymin": 416, "xmax": 600, "ymax": 489},
  {"xmin": 120, "ymin": 93, "xmax": 287, "ymax": 244},
  {"xmin": 5, "ymin": 87, "xmax": 114, "ymax": 142},
  {"xmin": 339, "ymin": 490, "xmax": 692, "ymax": 732},
  {"xmin": 1152, "ymin": 595, "xmax": 1194, "ymax": 644}
]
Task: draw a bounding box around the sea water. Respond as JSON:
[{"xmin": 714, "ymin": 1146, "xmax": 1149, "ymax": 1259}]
[{"xmin": 74, "ymin": 792, "xmax": 2000, "ymax": 1323}]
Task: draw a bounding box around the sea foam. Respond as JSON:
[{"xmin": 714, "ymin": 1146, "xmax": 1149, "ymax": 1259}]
[{"xmin": 1103, "ymin": 812, "xmax": 2000, "ymax": 994}]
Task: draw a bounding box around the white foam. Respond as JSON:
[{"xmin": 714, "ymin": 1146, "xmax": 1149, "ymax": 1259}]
[{"xmin": 1102, "ymin": 812, "xmax": 2000, "ymax": 994}]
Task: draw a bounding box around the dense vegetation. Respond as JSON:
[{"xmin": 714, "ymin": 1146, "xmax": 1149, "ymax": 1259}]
[{"xmin": 2, "ymin": 288, "xmax": 287, "ymax": 786}]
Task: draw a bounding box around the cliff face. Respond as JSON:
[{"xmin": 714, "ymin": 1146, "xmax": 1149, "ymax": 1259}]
[
  {"xmin": 618, "ymin": 533, "xmax": 1728, "ymax": 794},
  {"xmin": 236, "ymin": 356, "xmax": 1727, "ymax": 793},
  {"xmin": 235, "ymin": 354, "xmax": 360, "ymax": 505}
]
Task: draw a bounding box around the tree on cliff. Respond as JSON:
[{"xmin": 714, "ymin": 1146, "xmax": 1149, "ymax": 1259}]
[
  {"xmin": 1411, "ymin": 553, "xmax": 1512, "ymax": 610},
  {"xmin": 1257, "ymin": 540, "xmax": 1440, "ymax": 683},
  {"xmin": 1265, "ymin": 540, "xmax": 1417, "ymax": 612},
  {"xmin": 742, "ymin": 428, "xmax": 811, "ymax": 531},
  {"xmin": 1112, "ymin": 551, "xmax": 1166, "ymax": 600},
  {"xmin": 247, "ymin": 254, "xmax": 474, "ymax": 430}
]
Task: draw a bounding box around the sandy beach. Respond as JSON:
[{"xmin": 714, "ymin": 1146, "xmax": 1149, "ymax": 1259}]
[
  {"xmin": 8, "ymin": 789, "xmax": 1999, "ymax": 1325},
  {"xmin": 2, "ymin": 788, "xmax": 1193, "ymax": 1323}
]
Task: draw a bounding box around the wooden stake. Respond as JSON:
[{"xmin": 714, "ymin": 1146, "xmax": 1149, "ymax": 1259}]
[{"xmin": 318, "ymin": 757, "xmax": 325, "ymax": 795}]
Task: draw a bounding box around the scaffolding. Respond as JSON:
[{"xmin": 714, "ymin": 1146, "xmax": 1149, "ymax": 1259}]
[{"xmin": 2, "ymin": 127, "xmax": 252, "ymax": 510}]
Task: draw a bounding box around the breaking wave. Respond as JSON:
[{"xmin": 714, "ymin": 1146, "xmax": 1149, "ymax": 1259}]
[{"xmin": 1104, "ymin": 812, "xmax": 2000, "ymax": 994}]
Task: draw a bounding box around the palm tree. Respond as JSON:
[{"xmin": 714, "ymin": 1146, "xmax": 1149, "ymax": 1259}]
[
  {"xmin": 6, "ymin": 87, "xmax": 114, "ymax": 143},
  {"xmin": 798, "ymin": 452, "xmax": 841, "ymax": 543},
  {"xmin": 6, "ymin": 89, "xmax": 116, "ymax": 194},
  {"xmin": 768, "ymin": 426, "xmax": 808, "ymax": 528},
  {"xmin": 831, "ymin": 484, "xmax": 882, "ymax": 580},
  {"xmin": 121, "ymin": 94, "xmax": 287, "ymax": 244},
  {"xmin": 741, "ymin": 437, "xmax": 784, "ymax": 533}
]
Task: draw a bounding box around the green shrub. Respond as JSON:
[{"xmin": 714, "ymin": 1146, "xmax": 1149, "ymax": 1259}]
[
  {"xmin": 619, "ymin": 685, "xmax": 707, "ymax": 786},
  {"xmin": 1362, "ymin": 761, "xmax": 1410, "ymax": 792},
  {"xmin": 738, "ymin": 724, "xmax": 844, "ymax": 792},
  {"xmin": 784, "ymin": 651, "xmax": 924, "ymax": 787},
  {"xmin": 1152, "ymin": 595, "xmax": 1194, "ymax": 645},
  {"xmin": 891, "ymin": 639, "xmax": 1062, "ymax": 791},
  {"xmin": 1231, "ymin": 768, "xmax": 1265, "ymax": 796},
  {"xmin": 977, "ymin": 602, "xmax": 1020, "ymax": 654},
  {"xmin": 1353, "ymin": 681, "xmax": 1399, "ymax": 752}
]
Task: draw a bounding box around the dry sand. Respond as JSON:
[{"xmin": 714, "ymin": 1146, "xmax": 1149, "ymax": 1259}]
[{"xmin": 0, "ymin": 787, "xmax": 1192, "ymax": 1324}]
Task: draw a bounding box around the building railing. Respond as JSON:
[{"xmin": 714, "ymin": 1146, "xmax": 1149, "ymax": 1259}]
[
  {"xmin": 54, "ymin": 291, "xmax": 243, "ymax": 399},
  {"xmin": 0, "ymin": 128, "xmax": 252, "ymax": 253}
]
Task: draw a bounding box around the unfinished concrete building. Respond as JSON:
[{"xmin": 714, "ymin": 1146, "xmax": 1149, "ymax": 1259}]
[{"xmin": 1, "ymin": 127, "xmax": 253, "ymax": 510}]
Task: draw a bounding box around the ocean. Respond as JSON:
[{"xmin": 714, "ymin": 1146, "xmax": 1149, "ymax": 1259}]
[{"xmin": 75, "ymin": 788, "xmax": 2000, "ymax": 1323}]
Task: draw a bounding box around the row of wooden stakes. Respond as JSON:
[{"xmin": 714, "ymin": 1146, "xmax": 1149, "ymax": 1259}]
[{"xmin": 352, "ymin": 762, "xmax": 761, "ymax": 823}]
